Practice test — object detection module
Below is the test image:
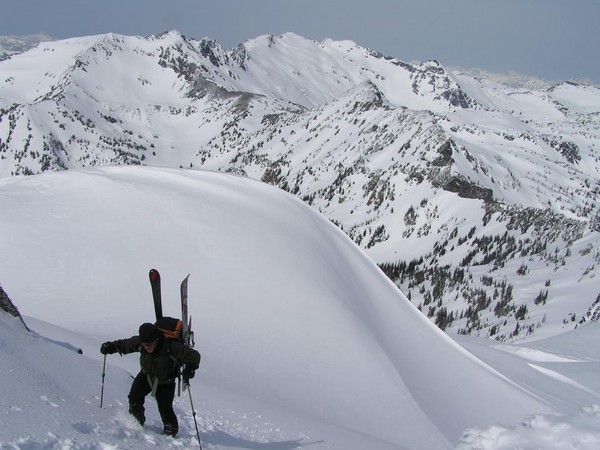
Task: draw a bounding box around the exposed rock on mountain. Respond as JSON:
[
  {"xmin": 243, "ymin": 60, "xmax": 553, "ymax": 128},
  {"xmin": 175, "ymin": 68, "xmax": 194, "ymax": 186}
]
[{"xmin": 0, "ymin": 284, "xmax": 29, "ymax": 331}]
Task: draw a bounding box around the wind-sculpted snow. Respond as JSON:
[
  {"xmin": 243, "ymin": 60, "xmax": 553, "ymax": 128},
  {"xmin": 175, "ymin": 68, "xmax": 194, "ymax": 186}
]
[
  {"xmin": 0, "ymin": 167, "xmax": 561, "ymax": 448},
  {"xmin": 1, "ymin": 167, "xmax": 599, "ymax": 448}
]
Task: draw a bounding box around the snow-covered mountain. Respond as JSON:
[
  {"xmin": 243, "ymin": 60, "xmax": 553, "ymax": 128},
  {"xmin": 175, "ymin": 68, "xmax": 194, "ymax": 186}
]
[
  {"xmin": 0, "ymin": 31, "xmax": 599, "ymax": 341},
  {"xmin": 0, "ymin": 34, "xmax": 53, "ymax": 62},
  {"xmin": 1, "ymin": 167, "xmax": 599, "ymax": 449}
]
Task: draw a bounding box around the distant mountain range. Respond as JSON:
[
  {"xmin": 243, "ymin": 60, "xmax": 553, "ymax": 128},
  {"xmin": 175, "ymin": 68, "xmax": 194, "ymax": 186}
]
[
  {"xmin": 0, "ymin": 34, "xmax": 53, "ymax": 61},
  {"xmin": 1, "ymin": 31, "xmax": 599, "ymax": 341}
]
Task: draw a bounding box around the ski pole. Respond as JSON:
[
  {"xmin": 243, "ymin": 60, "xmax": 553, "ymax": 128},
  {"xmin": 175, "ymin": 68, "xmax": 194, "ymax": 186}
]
[
  {"xmin": 100, "ymin": 354, "xmax": 107, "ymax": 408},
  {"xmin": 187, "ymin": 386, "xmax": 203, "ymax": 450}
]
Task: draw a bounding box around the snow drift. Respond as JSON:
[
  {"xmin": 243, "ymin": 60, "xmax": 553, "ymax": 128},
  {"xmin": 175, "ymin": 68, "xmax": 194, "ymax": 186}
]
[{"xmin": 0, "ymin": 166, "xmax": 554, "ymax": 448}]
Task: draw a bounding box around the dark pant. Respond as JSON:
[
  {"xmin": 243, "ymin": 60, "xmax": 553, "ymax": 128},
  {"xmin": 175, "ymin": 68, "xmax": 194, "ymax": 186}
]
[{"xmin": 128, "ymin": 371, "xmax": 178, "ymax": 436}]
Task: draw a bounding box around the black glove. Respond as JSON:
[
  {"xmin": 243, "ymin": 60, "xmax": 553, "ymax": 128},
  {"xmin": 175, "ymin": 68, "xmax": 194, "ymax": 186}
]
[
  {"xmin": 182, "ymin": 368, "xmax": 195, "ymax": 383},
  {"xmin": 100, "ymin": 341, "xmax": 117, "ymax": 355}
]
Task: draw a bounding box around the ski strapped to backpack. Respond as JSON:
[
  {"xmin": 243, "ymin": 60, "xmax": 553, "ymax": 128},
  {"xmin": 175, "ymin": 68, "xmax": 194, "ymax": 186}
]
[
  {"xmin": 180, "ymin": 274, "xmax": 194, "ymax": 348},
  {"xmin": 148, "ymin": 269, "xmax": 194, "ymax": 347},
  {"xmin": 149, "ymin": 269, "xmax": 163, "ymax": 320},
  {"xmin": 148, "ymin": 269, "xmax": 195, "ymax": 393}
]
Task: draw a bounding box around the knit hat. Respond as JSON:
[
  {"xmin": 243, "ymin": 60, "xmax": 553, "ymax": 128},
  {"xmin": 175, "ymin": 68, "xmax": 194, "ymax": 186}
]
[{"xmin": 139, "ymin": 323, "xmax": 161, "ymax": 343}]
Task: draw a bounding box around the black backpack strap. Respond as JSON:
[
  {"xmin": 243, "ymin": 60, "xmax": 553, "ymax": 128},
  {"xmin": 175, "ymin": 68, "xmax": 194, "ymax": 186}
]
[{"xmin": 165, "ymin": 340, "xmax": 183, "ymax": 396}]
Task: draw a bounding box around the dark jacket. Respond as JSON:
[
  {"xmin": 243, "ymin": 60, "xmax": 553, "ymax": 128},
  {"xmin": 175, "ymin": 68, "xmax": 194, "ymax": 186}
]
[{"xmin": 111, "ymin": 335, "xmax": 201, "ymax": 386}]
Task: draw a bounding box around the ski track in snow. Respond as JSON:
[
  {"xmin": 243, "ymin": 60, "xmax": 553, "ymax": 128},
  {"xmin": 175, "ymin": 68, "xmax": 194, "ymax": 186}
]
[
  {"xmin": 492, "ymin": 345, "xmax": 583, "ymax": 363},
  {"xmin": 527, "ymin": 364, "xmax": 596, "ymax": 395}
]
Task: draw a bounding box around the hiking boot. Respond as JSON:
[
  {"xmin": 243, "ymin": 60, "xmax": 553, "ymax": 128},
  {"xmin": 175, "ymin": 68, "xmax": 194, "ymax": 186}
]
[
  {"xmin": 164, "ymin": 423, "xmax": 178, "ymax": 437},
  {"xmin": 128, "ymin": 403, "xmax": 145, "ymax": 426}
]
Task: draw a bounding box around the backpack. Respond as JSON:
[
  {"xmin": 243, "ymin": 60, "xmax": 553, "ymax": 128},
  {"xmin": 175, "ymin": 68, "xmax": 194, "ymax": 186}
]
[
  {"xmin": 154, "ymin": 316, "xmax": 193, "ymax": 396},
  {"xmin": 155, "ymin": 316, "xmax": 184, "ymax": 344}
]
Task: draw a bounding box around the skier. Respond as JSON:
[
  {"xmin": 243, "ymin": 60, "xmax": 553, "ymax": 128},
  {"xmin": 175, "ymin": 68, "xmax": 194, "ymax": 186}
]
[{"xmin": 100, "ymin": 322, "xmax": 201, "ymax": 437}]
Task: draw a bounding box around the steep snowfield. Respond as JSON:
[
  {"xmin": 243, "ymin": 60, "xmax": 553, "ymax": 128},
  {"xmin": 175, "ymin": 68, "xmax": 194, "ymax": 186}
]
[
  {"xmin": 1, "ymin": 167, "xmax": 599, "ymax": 449},
  {"xmin": 221, "ymin": 33, "xmax": 451, "ymax": 111}
]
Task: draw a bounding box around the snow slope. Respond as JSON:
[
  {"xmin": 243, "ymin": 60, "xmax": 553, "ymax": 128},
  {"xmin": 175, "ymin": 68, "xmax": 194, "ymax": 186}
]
[{"xmin": 1, "ymin": 167, "xmax": 599, "ymax": 449}]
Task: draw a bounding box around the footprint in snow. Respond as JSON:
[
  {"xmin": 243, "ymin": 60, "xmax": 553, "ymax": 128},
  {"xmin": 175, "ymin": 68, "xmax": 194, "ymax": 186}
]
[
  {"xmin": 39, "ymin": 394, "xmax": 60, "ymax": 407},
  {"xmin": 72, "ymin": 422, "xmax": 95, "ymax": 434}
]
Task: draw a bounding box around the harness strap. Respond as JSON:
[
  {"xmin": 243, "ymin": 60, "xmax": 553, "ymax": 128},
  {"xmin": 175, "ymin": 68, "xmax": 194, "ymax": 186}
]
[
  {"xmin": 148, "ymin": 375, "xmax": 159, "ymax": 397},
  {"xmin": 144, "ymin": 341, "xmax": 184, "ymax": 398}
]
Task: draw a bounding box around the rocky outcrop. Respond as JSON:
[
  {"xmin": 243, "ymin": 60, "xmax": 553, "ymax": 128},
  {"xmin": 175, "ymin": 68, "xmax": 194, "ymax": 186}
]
[{"xmin": 0, "ymin": 284, "xmax": 30, "ymax": 330}]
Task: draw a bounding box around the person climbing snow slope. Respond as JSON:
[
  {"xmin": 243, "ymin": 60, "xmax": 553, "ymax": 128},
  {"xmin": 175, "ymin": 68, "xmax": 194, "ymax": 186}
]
[{"xmin": 101, "ymin": 322, "xmax": 201, "ymax": 437}]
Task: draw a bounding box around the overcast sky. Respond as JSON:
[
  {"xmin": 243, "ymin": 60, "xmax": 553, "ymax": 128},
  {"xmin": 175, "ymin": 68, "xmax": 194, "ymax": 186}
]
[{"xmin": 1, "ymin": 0, "xmax": 599, "ymax": 83}]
